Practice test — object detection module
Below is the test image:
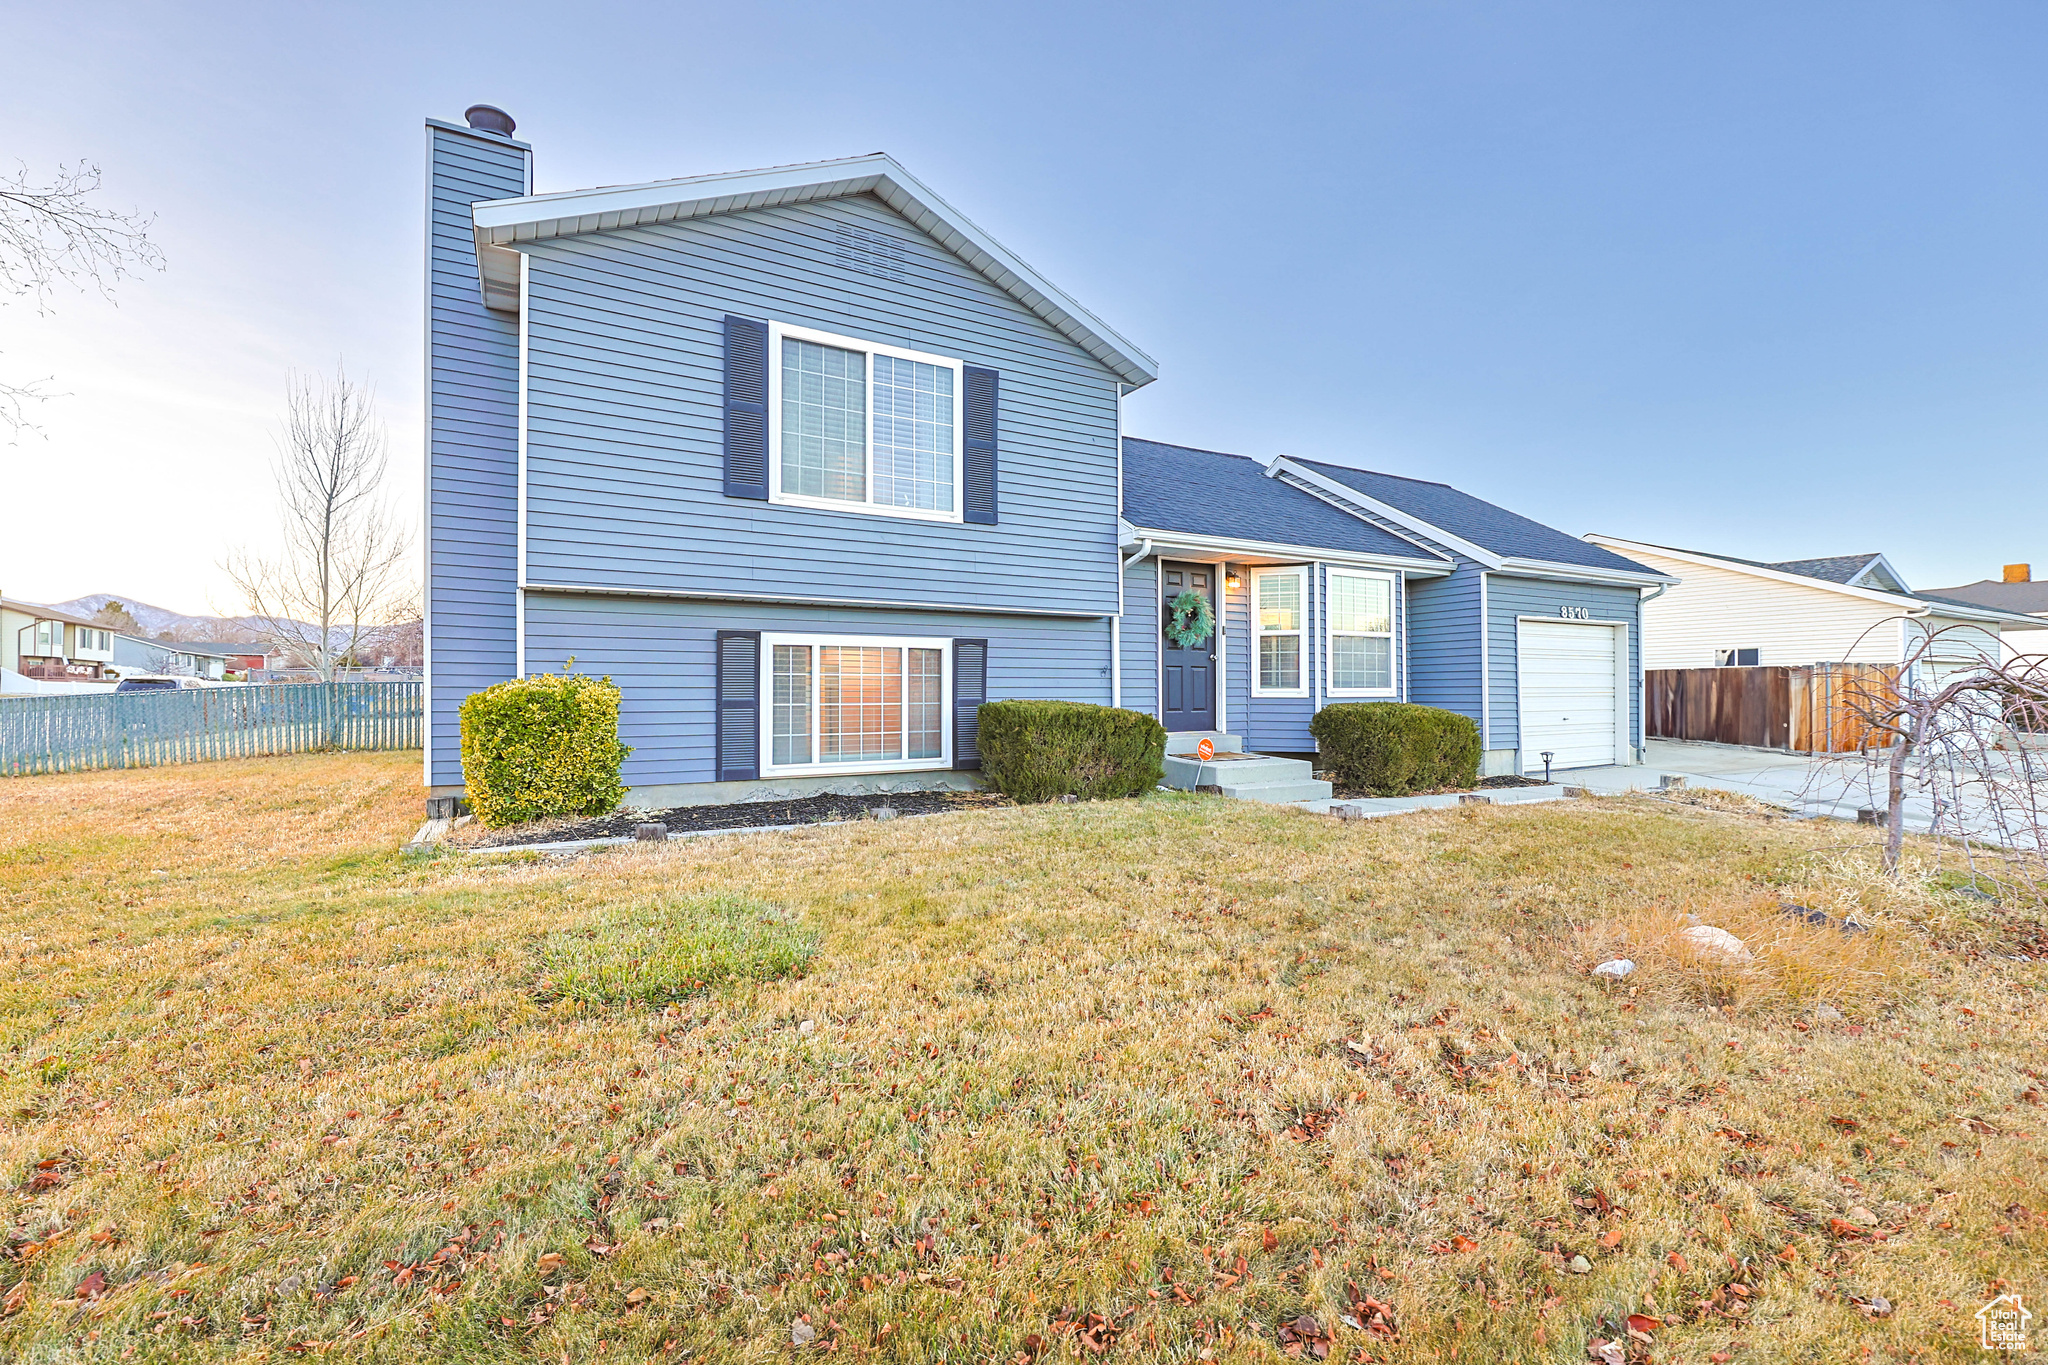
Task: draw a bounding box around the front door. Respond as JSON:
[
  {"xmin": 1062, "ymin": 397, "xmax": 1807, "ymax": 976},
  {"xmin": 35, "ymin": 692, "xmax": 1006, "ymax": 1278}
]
[{"xmin": 1160, "ymin": 560, "xmax": 1217, "ymax": 732}]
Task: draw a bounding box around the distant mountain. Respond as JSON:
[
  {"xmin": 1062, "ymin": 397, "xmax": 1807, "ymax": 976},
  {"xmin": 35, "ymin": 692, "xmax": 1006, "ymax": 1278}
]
[{"xmin": 53, "ymin": 594, "xmax": 284, "ymax": 641}]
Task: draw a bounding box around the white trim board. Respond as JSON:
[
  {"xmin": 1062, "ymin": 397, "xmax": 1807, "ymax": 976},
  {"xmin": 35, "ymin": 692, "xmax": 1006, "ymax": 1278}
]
[
  {"xmin": 520, "ymin": 582, "xmax": 1110, "ymax": 620},
  {"xmin": 1121, "ymin": 527, "xmax": 1450, "ymax": 576}
]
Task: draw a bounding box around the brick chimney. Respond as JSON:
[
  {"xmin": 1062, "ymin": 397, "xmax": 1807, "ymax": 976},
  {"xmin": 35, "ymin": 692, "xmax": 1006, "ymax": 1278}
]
[{"xmin": 2005, "ymin": 563, "xmax": 2032, "ymax": 583}]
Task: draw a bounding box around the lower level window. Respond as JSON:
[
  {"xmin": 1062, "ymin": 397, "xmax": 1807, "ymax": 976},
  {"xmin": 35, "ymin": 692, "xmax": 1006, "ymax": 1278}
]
[
  {"xmin": 1715, "ymin": 647, "xmax": 1759, "ymax": 667},
  {"xmin": 763, "ymin": 634, "xmax": 948, "ymax": 773}
]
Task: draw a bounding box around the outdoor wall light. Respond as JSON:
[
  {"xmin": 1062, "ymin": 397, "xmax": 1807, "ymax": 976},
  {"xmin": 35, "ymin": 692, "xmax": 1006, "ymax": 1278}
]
[{"xmin": 1224, "ymin": 572, "xmax": 1243, "ymax": 590}]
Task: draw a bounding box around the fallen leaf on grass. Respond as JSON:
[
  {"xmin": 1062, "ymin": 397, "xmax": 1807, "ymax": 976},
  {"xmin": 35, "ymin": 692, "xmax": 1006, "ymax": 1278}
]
[
  {"xmin": 1597, "ymin": 1228, "xmax": 1624, "ymax": 1250},
  {"xmin": 1277, "ymin": 1313, "xmax": 1331, "ymax": 1359},
  {"xmin": 1587, "ymin": 1339, "xmax": 1624, "ymax": 1365},
  {"xmin": 535, "ymin": 1252, "xmax": 565, "ymax": 1273},
  {"xmin": 1666, "ymin": 1252, "xmax": 1690, "ymax": 1272}
]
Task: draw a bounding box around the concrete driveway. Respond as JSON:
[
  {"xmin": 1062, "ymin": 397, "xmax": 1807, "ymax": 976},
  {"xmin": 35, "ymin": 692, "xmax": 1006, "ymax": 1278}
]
[{"xmin": 1561, "ymin": 739, "xmax": 2040, "ymax": 841}]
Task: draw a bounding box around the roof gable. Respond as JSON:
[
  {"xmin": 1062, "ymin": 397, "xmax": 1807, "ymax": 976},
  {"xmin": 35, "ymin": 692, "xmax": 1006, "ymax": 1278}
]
[
  {"xmin": 1121, "ymin": 440, "xmax": 1447, "ymax": 562},
  {"xmin": 1294, "ymin": 460, "xmax": 1660, "ymax": 576},
  {"xmin": 471, "ymin": 153, "xmax": 1157, "ymax": 388}
]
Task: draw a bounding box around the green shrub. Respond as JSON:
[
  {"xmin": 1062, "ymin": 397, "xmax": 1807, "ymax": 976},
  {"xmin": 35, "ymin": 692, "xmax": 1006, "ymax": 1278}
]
[
  {"xmin": 1310, "ymin": 702, "xmax": 1480, "ymax": 796},
  {"xmin": 532, "ymin": 893, "xmax": 817, "ymax": 1006},
  {"xmin": 977, "ymin": 700, "xmax": 1166, "ymax": 803},
  {"xmin": 459, "ymin": 667, "xmax": 631, "ymax": 828}
]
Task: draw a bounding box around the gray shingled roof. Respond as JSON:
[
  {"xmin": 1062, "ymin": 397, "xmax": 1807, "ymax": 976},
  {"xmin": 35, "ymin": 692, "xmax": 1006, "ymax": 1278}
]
[
  {"xmin": 1919, "ymin": 579, "xmax": 2048, "ymax": 616},
  {"xmin": 1294, "ymin": 459, "xmax": 1660, "ymax": 575},
  {"xmin": 1121, "ymin": 439, "xmax": 1445, "ymax": 561},
  {"xmin": 1763, "ymin": 554, "xmax": 1883, "ymax": 584}
]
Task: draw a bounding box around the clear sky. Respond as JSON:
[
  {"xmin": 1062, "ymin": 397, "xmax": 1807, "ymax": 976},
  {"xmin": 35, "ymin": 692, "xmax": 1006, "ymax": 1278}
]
[{"xmin": 3, "ymin": 1, "xmax": 2043, "ymax": 614}]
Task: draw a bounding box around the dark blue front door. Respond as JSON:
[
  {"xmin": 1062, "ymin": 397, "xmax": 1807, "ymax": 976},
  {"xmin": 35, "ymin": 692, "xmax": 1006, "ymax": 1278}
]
[{"xmin": 1160, "ymin": 561, "xmax": 1216, "ymax": 732}]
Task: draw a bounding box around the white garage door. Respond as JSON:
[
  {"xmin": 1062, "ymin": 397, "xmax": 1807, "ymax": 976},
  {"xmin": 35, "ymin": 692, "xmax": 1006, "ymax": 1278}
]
[{"xmin": 1517, "ymin": 621, "xmax": 1620, "ymax": 771}]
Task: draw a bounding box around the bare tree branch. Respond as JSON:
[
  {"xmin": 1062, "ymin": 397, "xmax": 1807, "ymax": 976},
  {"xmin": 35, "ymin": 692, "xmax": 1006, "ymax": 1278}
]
[
  {"xmin": 1806, "ymin": 617, "xmax": 2048, "ymax": 904},
  {"xmin": 0, "ymin": 159, "xmax": 165, "ymax": 436},
  {"xmin": 223, "ymin": 367, "xmax": 415, "ymax": 682}
]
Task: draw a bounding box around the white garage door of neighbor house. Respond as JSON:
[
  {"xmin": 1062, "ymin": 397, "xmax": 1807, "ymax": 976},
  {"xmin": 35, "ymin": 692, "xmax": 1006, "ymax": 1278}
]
[{"xmin": 1517, "ymin": 620, "xmax": 1620, "ymax": 771}]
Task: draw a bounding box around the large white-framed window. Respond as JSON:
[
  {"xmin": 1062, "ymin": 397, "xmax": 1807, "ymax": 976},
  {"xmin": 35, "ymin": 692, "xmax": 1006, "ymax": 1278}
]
[
  {"xmin": 1251, "ymin": 567, "xmax": 1308, "ymax": 697},
  {"xmin": 760, "ymin": 633, "xmax": 952, "ymax": 776},
  {"xmin": 1326, "ymin": 569, "xmax": 1397, "ymax": 696},
  {"xmin": 766, "ymin": 321, "xmax": 964, "ymax": 524}
]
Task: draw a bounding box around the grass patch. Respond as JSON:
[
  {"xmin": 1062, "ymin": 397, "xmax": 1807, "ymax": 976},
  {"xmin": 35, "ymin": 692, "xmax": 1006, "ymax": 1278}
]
[
  {"xmin": 531, "ymin": 892, "xmax": 817, "ymax": 1004},
  {"xmin": 0, "ymin": 754, "xmax": 2041, "ymax": 1362}
]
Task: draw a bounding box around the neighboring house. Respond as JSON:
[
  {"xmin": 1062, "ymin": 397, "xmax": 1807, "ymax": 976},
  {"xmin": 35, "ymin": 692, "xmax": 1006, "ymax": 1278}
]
[
  {"xmin": 423, "ymin": 106, "xmax": 1669, "ymax": 810},
  {"xmin": 161, "ymin": 641, "xmax": 270, "ymax": 674},
  {"xmin": 1921, "ymin": 564, "xmax": 2048, "ymax": 663},
  {"xmin": 1584, "ymin": 538, "xmax": 2037, "ymax": 682},
  {"xmin": 0, "ymin": 596, "xmax": 116, "ymax": 682},
  {"xmin": 109, "ymin": 636, "xmax": 235, "ymax": 680}
]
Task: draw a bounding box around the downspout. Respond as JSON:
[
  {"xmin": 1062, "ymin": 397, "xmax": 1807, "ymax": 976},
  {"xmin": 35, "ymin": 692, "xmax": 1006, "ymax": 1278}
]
[{"xmin": 1633, "ymin": 581, "xmax": 1669, "ymax": 759}]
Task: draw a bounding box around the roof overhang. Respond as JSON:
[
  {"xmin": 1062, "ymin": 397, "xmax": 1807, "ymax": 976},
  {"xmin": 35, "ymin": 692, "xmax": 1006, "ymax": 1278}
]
[
  {"xmin": 1588, "ymin": 536, "xmax": 2042, "ymax": 627},
  {"xmin": 470, "ymin": 153, "xmax": 1159, "ymax": 389},
  {"xmin": 1118, "ymin": 523, "xmax": 1455, "ymax": 576}
]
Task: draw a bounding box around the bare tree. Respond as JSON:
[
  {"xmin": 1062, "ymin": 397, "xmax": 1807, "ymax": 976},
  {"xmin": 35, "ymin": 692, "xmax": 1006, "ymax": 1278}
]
[
  {"xmin": 224, "ymin": 367, "xmax": 413, "ymax": 682},
  {"xmin": 1808, "ymin": 620, "xmax": 2048, "ymax": 901},
  {"xmin": 0, "ymin": 160, "xmax": 164, "ymax": 435}
]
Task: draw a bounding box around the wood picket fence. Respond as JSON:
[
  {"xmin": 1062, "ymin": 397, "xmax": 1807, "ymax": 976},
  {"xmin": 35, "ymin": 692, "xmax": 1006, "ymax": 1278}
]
[
  {"xmin": 0, "ymin": 682, "xmax": 421, "ymax": 776},
  {"xmin": 1645, "ymin": 665, "xmax": 1900, "ymax": 753}
]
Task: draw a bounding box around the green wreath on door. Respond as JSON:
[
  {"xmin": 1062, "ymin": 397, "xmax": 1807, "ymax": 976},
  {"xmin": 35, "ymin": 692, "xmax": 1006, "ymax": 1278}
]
[{"xmin": 1164, "ymin": 589, "xmax": 1216, "ymax": 649}]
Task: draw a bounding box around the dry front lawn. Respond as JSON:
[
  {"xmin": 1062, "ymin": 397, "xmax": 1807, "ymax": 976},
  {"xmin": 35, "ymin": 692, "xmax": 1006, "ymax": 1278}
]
[{"xmin": 0, "ymin": 752, "xmax": 2042, "ymax": 1362}]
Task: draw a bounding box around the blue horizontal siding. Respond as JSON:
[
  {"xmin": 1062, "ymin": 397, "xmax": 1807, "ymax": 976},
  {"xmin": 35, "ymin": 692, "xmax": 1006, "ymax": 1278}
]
[
  {"xmin": 1485, "ymin": 576, "xmax": 1643, "ymax": 753},
  {"xmin": 522, "ymin": 594, "xmax": 1113, "ymax": 788},
  {"xmin": 425, "ymin": 124, "xmax": 528, "ymax": 787},
  {"xmin": 1118, "ymin": 559, "xmax": 1159, "ymax": 717},
  {"xmin": 517, "ymin": 195, "xmax": 1124, "ymax": 616},
  {"xmin": 1406, "ymin": 563, "xmax": 1485, "ymax": 732}
]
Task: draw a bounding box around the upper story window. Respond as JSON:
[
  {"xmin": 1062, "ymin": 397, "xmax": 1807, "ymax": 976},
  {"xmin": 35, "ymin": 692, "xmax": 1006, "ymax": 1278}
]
[
  {"xmin": 769, "ymin": 322, "xmax": 962, "ymax": 523},
  {"xmin": 1327, "ymin": 570, "xmax": 1396, "ymax": 695},
  {"xmin": 1251, "ymin": 567, "xmax": 1307, "ymax": 696}
]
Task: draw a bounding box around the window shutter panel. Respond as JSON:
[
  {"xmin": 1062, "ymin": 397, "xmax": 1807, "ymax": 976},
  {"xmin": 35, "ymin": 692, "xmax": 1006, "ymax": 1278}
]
[
  {"xmin": 714, "ymin": 630, "xmax": 761, "ymax": 781},
  {"xmin": 723, "ymin": 316, "xmax": 770, "ymax": 500},
  {"xmin": 952, "ymin": 638, "xmax": 988, "ymax": 770},
  {"xmin": 962, "ymin": 366, "xmax": 998, "ymax": 525}
]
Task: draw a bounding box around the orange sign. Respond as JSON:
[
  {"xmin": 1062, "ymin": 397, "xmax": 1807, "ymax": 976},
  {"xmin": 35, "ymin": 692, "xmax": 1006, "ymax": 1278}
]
[{"xmin": 1196, "ymin": 738, "xmax": 1215, "ymax": 761}]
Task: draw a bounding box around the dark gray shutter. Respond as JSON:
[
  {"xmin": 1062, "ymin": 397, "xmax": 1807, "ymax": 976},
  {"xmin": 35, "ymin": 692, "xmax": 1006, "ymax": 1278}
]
[
  {"xmin": 962, "ymin": 366, "xmax": 998, "ymax": 525},
  {"xmin": 952, "ymin": 638, "xmax": 987, "ymax": 770},
  {"xmin": 723, "ymin": 316, "xmax": 770, "ymax": 499},
  {"xmin": 715, "ymin": 630, "xmax": 761, "ymax": 780}
]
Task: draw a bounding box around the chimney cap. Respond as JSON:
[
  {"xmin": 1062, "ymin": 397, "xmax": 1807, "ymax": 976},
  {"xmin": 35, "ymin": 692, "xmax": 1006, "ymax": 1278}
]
[
  {"xmin": 464, "ymin": 105, "xmax": 517, "ymax": 137},
  {"xmin": 2004, "ymin": 563, "xmax": 2032, "ymax": 583}
]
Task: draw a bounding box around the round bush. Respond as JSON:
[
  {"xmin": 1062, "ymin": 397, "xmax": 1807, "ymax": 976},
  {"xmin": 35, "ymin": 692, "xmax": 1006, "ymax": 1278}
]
[
  {"xmin": 977, "ymin": 700, "xmax": 1166, "ymax": 803},
  {"xmin": 1310, "ymin": 701, "xmax": 1480, "ymax": 796},
  {"xmin": 459, "ymin": 669, "xmax": 632, "ymax": 828}
]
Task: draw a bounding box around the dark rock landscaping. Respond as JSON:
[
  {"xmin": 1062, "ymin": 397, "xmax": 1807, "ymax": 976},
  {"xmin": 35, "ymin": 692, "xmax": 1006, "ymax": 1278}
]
[{"xmin": 472, "ymin": 789, "xmax": 1012, "ymax": 848}]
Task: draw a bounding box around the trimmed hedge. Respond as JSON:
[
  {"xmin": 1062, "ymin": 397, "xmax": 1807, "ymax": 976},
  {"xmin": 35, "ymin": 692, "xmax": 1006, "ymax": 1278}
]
[
  {"xmin": 1310, "ymin": 701, "xmax": 1480, "ymax": 797},
  {"xmin": 977, "ymin": 700, "xmax": 1166, "ymax": 804},
  {"xmin": 459, "ymin": 668, "xmax": 632, "ymax": 828}
]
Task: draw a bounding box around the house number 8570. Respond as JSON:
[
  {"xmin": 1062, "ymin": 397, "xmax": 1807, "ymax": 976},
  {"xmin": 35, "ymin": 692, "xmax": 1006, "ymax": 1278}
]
[{"xmin": 1559, "ymin": 605, "xmax": 1591, "ymax": 619}]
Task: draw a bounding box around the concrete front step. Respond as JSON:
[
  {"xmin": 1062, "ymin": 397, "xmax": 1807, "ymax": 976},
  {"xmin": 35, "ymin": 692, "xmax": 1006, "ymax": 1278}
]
[
  {"xmin": 1163, "ymin": 730, "xmax": 1243, "ymax": 756},
  {"xmin": 1161, "ymin": 750, "xmax": 1334, "ymax": 804},
  {"xmin": 1217, "ymin": 778, "xmax": 1336, "ymax": 804}
]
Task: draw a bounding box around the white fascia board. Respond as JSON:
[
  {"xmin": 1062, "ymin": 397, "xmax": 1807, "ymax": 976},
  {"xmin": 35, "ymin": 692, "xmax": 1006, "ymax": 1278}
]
[
  {"xmin": 471, "ymin": 153, "xmax": 1159, "ymax": 389},
  {"xmin": 1586, "ymin": 535, "xmax": 2024, "ymax": 623},
  {"xmin": 1494, "ymin": 557, "xmax": 1678, "ymax": 588},
  {"xmin": 1267, "ymin": 459, "xmax": 1503, "ymax": 567},
  {"xmin": 1119, "ymin": 526, "xmax": 1453, "ymax": 576}
]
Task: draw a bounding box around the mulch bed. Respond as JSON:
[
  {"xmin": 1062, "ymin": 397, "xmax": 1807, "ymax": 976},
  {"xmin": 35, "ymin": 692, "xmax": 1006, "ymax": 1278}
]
[{"xmin": 471, "ymin": 789, "xmax": 1013, "ymax": 849}]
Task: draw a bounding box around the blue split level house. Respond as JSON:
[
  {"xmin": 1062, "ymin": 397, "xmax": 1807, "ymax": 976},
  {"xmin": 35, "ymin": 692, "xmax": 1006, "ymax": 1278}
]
[{"xmin": 424, "ymin": 105, "xmax": 1672, "ymax": 811}]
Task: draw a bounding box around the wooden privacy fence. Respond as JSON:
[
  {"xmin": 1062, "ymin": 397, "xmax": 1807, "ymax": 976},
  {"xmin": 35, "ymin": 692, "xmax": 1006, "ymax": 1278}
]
[
  {"xmin": 0, "ymin": 682, "xmax": 422, "ymax": 776},
  {"xmin": 1646, "ymin": 665, "xmax": 1901, "ymax": 753}
]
